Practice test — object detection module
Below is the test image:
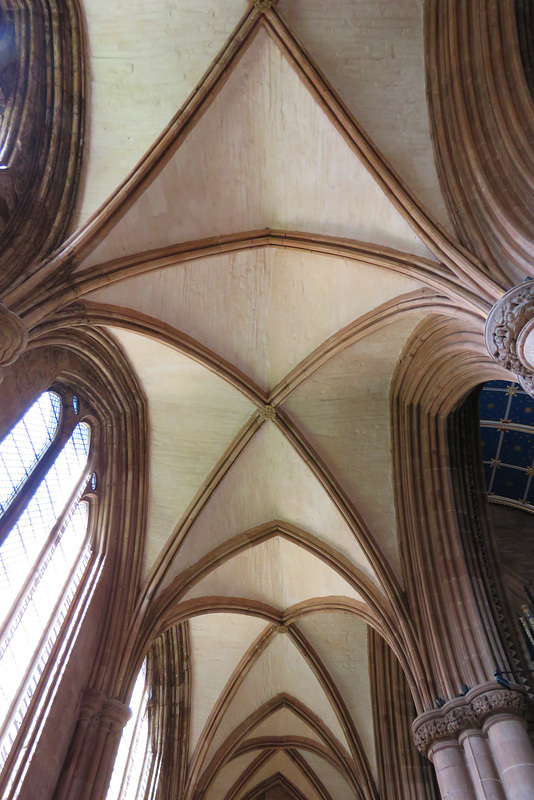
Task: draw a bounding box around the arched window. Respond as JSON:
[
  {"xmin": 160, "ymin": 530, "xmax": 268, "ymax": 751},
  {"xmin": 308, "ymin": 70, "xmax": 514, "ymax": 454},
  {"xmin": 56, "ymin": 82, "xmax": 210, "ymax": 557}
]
[
  {"xmin": 0, "ymin": 389, "xmax": 93, "ymax": 770},
  {"xmin": 108, "ymin": 661, "xmax": 157, "ymax": 800}
]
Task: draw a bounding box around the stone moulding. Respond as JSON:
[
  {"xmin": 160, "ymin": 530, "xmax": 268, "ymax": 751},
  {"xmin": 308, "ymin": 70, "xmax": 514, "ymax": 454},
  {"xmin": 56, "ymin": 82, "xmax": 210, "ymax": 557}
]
[
  {"xmin": 484, "ymin": 278, "xmax": 534, "ymax": 394},
  {"xmin": 0, "ymin": 302, "xmax": 28, "ymax": 370},
  {"xmin": 412, "ymin": 683, "xmax": 528, "ymax": 757},
  {"xmin": 426, "ymin": 0, "xmax": 534, "ymax": 286}
]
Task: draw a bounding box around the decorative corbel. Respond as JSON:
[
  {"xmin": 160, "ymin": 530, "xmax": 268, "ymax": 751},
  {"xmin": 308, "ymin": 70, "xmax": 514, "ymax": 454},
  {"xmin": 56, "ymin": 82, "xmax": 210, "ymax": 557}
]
[{"xmin": 484, "ymin": 279, "xmax": 534, "ymax": 396}]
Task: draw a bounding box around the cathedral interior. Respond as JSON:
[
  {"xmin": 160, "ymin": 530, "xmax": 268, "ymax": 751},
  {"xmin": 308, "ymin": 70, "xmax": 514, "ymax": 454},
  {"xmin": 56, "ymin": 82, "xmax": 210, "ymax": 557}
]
[{"xmin": 1, "ymin": 2, "xmax": 534, "ymax": 800}]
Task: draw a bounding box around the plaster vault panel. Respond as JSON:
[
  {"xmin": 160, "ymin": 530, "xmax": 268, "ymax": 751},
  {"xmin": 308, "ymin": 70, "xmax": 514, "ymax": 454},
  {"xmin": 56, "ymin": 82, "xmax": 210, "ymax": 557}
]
[
  {"xmin": 77, "ymin": 0, "xmax": 249, "ymax": 225},
  {"xmin": 106, "ymin": 327, "xmax": 255, "ymax": 574},
  {"xmin": 86, "ymin": 248, "xmax": 423, "ymax": 393},
  {"xmin": 242, "ymin": 706, "xmax": 325, "ymax": 746},
  {"xmin": 283, "ymin": 313, "xmax": 426, "ymax": 581},
  {"xmin": 297, "ymin": 750, "xmax": 359, "ymax": 800},
  {"xmin": 161, "ymin": 422, "xmax": 380, "ymax": 594},
  {"xmin": 204, "ymin": 752, "xmax": 260, "ymax": 800},
  {"xmin": 296, "ymin": 612, "xmax": 376, "ymax": 778},
  {"xmin": 180, "ymin": 536, "xmax": 364, "ymax": 608},
  {"xmin": 81, "ymin": 28, "xmax": 435, "ymax": 270},
  {"xmin": 202, "ymin": 631, "xmax": 352, "ymax": 771},
  {"xmin": 277, "ymin": 0, "xmax": 451, "ymax": 230},
  {"xmin": 188, "ymin": 613, "xmax": 267, "ymax": 759}
]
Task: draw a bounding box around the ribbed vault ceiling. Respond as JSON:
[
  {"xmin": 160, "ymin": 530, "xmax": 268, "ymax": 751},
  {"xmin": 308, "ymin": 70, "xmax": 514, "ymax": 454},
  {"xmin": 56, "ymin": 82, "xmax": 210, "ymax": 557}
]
[{"xmin": 70, "ymin": 1, "xmax": 465, "ymax": 798}]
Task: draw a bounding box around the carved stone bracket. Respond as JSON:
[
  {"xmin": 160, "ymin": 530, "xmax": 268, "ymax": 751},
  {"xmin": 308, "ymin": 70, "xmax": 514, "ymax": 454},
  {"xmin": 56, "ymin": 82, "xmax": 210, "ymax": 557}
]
[
  {"xmin": 0, "ymin": 303, "xmax": 28, "ymax": 380},
  {"xmin": 484, "ymin": 279, "xmax": 534, "ymax": 396},
  {"xmin": 413, "ymin": 683, "xmax": 528, "ymax": 757}
]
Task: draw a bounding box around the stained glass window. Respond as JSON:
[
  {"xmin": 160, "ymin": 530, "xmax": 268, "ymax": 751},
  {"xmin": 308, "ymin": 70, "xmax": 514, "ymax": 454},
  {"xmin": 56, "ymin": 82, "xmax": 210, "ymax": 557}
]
[{"xmin": 0, "ymin": 390, "xmax": 92, "ymax": 771}]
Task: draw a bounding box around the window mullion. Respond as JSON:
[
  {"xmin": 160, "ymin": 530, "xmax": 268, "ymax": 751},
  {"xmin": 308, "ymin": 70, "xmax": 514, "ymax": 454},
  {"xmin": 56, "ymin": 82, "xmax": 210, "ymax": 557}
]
[
  {"xmin": 0, "ymin": 417, "xmax": 76, "ymax": 548},
  {"xmin": 0, "ymin": 465, "xmax": 91, "ymax": 652}
]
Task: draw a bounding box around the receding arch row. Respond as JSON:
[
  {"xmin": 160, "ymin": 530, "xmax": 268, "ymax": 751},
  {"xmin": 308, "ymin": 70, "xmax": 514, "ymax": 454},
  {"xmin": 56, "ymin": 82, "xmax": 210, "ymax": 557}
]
[
  {"xmin": 29, "ymin": 291, "xmax": 469, "ymax": 626},
  {"xmin": 117, "ymin": 523, "xmax": 430, "ymax": 711},
  {"xmin": 193, "ymin": 692, "xmax": 373, "ymax": 800},
  {"xmin": 219, "ymin": 745, "xmax": 353, "ymax": 800},
  {"xmin": 183, "ymin": 617, "xmax": 375, "ymax": 800},
  {"xmin": 121, "ymin": 594, "xmax": 414, "ymax": 785},
  {"xmin": 233, "ymin": 772, "xmax": 315, "ymax": 800}
]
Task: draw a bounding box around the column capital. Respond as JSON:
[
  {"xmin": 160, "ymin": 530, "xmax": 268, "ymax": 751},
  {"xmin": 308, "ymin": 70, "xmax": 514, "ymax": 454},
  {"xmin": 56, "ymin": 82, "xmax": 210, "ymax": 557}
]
[
  {"xmin": 99, "ymin": 698, "xmax": 132, "ymax": 732},
  {"xmin": 413, "ymin": 682, "xmax": 528, "ymax": 757}
]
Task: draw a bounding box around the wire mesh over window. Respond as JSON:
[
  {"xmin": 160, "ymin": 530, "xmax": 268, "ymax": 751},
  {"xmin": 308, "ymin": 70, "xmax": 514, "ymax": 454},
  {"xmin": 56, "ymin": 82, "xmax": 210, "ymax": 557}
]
[{"xmin": 0, "ymin": 391, "xmax": 93, "ymax": 772}]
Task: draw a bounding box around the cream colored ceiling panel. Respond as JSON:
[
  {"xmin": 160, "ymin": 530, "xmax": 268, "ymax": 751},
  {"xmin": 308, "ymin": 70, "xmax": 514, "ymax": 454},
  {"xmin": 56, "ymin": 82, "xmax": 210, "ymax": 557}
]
[
  {"xmin": 189, "ymin": 614, "xmax": 268, "ymax": 760},
  {"xmin": 277, "ymin": 0, "xmax": 451, "ymax": 231},
  {"xmin": 202, "ymin": 632, "xmax": 351, "ymax": 773},
  {"xmin": 296, "ymin": 613, "xmax": 376, "ymax": 778},
  {"xmin": 234, "ymin": 751, "xmax": 323, "ymax": 800},
  {"xmin": 296, "ymin": 750, "xmax": 359, "ymax": 800},
  {"xmin": 83, "ymin": 29, "xmax": 435, "ymax": 269},
  {"xmin": 86, "ymin": 248, "xmax": 423, "ymax": 392},
  {"xmin": 204, "ymin": 751, "xmax": 259, "ymax": 800},
  {"xmin": 180, "ymin": 531, "xmax": 364, "ymax": 608},
  {"xmin": 282, "ymin": 314, "xmax": 425, "ymax": 581},
  {"xmin": 161, "ymin": 423, "xmax": 379, "ymax": 595},
  {"xmin": 241, "ymin": 706, "xmax": 324, "ymax": 746},
  {"xmin": 107, "ymin": 327, "xmax": 255, "ymax": 574},
  {"xmin": 76, "ymin": 0, "xmax": 249, "ymax": 225}
]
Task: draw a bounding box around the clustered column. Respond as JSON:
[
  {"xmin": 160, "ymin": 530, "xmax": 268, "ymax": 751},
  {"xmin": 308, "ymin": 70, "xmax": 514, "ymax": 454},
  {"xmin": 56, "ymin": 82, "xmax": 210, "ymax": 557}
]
[
  {"xmin": 413, "ymin": 683, "xmax": 534, "ymax": 800},
  {"xmin": 53, "ymin": 689, "xmax": 131, "ymax": 800}
]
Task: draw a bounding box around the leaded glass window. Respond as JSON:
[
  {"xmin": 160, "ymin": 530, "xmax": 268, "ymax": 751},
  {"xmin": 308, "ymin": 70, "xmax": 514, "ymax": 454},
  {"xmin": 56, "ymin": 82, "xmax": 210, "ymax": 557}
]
[{"xmin": 0, "ymin": 389, "xmax": 93, "ymax": 771}]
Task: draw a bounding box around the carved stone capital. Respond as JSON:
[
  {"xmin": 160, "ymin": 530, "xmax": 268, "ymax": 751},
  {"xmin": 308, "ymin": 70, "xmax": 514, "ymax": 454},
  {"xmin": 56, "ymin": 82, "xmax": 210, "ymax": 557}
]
[
  {"xmin": 413, "ymin": 704, "xmax": 477, "ymax": 757},
  {"xmin": 413, "ymin": 683, "xmax": 528, "ymax": 757},
  {"xmin": 99, "ymin": 698, "xmax": 132, "ymax": 732},
  {"xmin": 484, "ymin": 280, "xmax": 534, "ymax": 391},
  {"xmin": 0, "ymin": 303, "xmax": 28, "ymax": 371}
]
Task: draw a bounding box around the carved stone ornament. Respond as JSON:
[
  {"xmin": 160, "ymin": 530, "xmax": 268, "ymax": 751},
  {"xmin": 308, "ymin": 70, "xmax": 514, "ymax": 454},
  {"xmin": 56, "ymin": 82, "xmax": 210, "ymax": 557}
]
[
  {"xmin": 252, "ymin": 0, "xmax": 273, "ymax": 10},
  {"xmin": 484, "ymin": 279, "xmax": 534, "ymax": 394},
  {"xmin": 0, "ymin": 303, "xmax": 28, "ymax": 376},
  {"xmin": 259, "ymin": 404, "xmax": 277, "ymax": 422},
  {"xmin": 413, "ymin": 684, "xmax": 528, "ymax": 757}
]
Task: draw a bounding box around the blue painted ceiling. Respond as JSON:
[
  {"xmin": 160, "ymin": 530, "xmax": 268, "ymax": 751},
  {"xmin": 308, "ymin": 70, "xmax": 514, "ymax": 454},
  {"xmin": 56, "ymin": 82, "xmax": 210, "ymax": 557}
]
[{"xmin": 480, "ymin": 380, "xmax": 534, "ymax": 514}]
